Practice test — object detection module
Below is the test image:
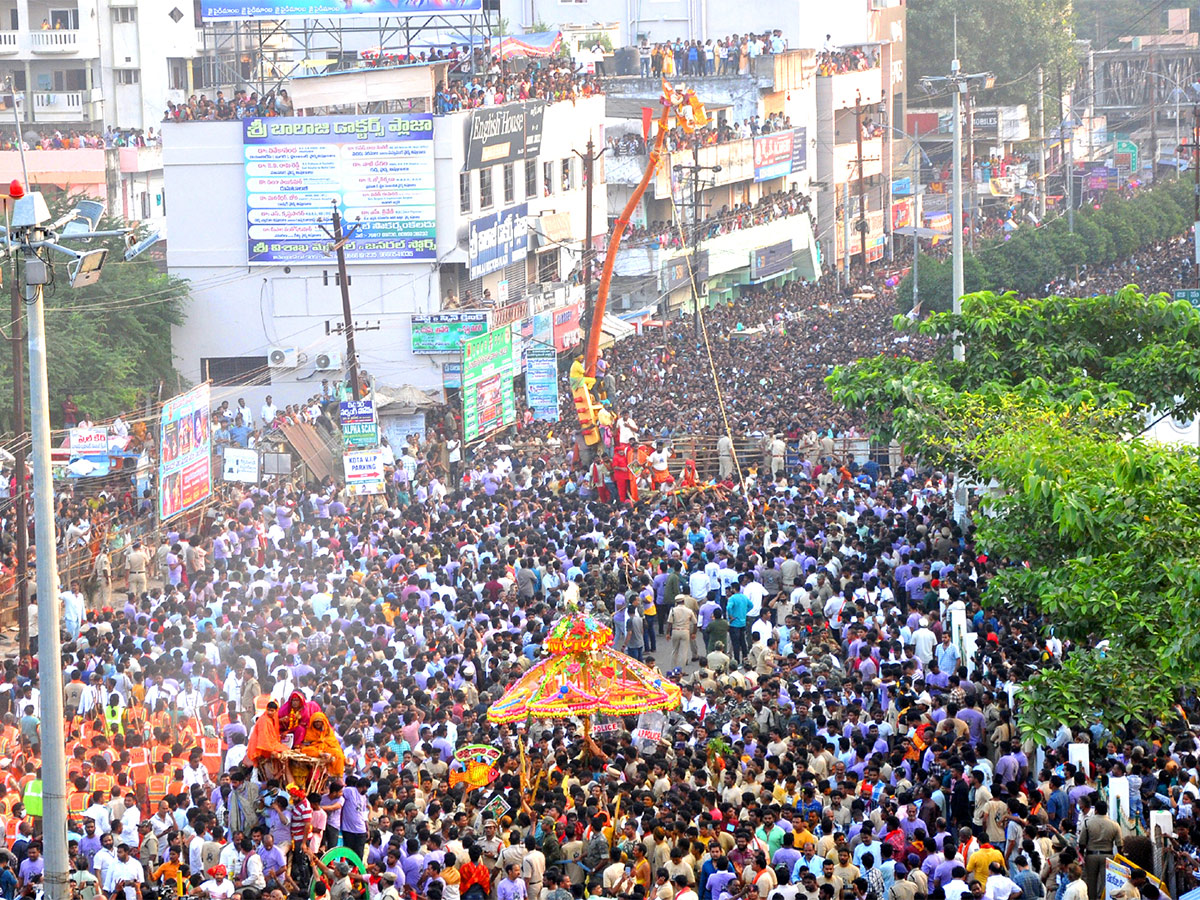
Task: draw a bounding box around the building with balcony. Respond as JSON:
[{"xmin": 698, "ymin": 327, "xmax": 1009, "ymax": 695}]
[
  {"xmin": 600, "ymin": 50, "xmax": 821, "ymax": 311},
  {"xmin": 0, "ymin": 0, "xmax": 202, "ymax": 132},
  {"xmin": 814, "ymin": 50, "xmax": 890, "ymax": 272},
  {"xmin": 163, "ymin": 66, "xmax": 606, "ymax": 410}
]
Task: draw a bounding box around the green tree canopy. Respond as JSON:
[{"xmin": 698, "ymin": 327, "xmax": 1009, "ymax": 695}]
[
  {"xmin": 908, "ymin": 0, "xmax": 1076, "ymax": 108},
  {"xmin": 0, "ymin": 192, "xmax": 188, "ymax": 434},
  {"xmin": 826, "ymin": 289, "xmax": 1200, "ymax": 741}
]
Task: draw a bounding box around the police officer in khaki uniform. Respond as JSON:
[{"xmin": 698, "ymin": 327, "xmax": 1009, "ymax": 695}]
[{"xmin": 125, "ymin": 541, "xmax": 149, "ymax": 598}]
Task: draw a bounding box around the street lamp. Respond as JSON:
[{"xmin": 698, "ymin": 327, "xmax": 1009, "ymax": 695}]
[
  {"xmin": 1146, "ymin": 71, "xmax": 1200, "ymax": 172},
  {"xmin": 673, "ymin": 147, "xmax": 722, "ymax": 338},
  {"xmin": 0, "ymin": 178, "xmax": 157, "ymax": 900},
  {"xmin": 921, "ymin": 61, "xmax": 993, "ymax": 362}
]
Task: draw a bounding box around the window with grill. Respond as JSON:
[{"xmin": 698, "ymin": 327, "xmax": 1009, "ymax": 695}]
[
  {"xmin": 459, "ymin": 171, "xmax": 471, "ymax": 214},
  {"xmin": 503, "ymin": 163, "xmax": 515, "ymax": 205},
  {"xmin": 525, "ymin": 159, "xmax": 537, "ymax": 197},
  {"xmin": 479, "ymin": 167, "xmax": 493, "ymax": 209},
  {"xmin": 202, "ymin": 356, "xmax": 270, "ymax": 386}
]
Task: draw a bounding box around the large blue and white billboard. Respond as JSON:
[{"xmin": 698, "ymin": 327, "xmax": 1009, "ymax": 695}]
[
  {"xmin": 243, "ymin": 114, "xmax": 436, "ymax": 264},
  {"xmin": 467, "ymin": 203, "xmax": 528, "ymax": 280},
  {"xmin": 203, "ymin": 0, "xmax": 482, "ymax": 21}
]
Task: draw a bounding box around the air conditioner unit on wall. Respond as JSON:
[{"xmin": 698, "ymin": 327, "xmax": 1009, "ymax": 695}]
[
  {"xmin": 268, "ymin": 347, "xmax": 298, "ymax": 368},
  {"xmin": 315, "ymin": 351, "xmax": 343, "ymax": 371}
]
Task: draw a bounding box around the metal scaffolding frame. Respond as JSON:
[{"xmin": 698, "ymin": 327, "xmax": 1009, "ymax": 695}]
[{"xmin": 199, "ymin": 9, "xmax": 501, "ymax": 99}]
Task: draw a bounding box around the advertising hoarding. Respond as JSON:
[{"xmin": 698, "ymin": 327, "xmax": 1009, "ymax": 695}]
[
  {"xmin": 525, "ymin": 345, "xmax": 560, "ymax": 421},
  {"xmin": 753, "ymin": 127, "xmax": 807, "ymax": 182},
  {"xmin": 661, "ymin": 251, "xmax": 708, "ymax": 293},
  {"xmin": 203, "ymin": 0, "xmax": 481, "ymax": 20},
  {"xmin": 222, "ymin": 448, "xmax": 260, "ymax": 484},
  {"xmin": 468, "ymin": 203, "xmax": 528, "ymax": 280},
  {"xmin": 411, "ymin": 311, "xmax": 489, "ymax": 354},
  {"xmin": 751, "ymin": 241, "xmax": 792, "ymax": 280},
  {"xmin": 159, "ymin": 384, "xmax": 212, "ymax": 521},
  {"xmin": 339, "ymin": 399, "xmax": 378, "ymax": 447},
  {"xmin": 243, "ymin": 114, "xmax": 435, "ymax": 264},
  {"xmin": 461, "ymin": 326, "xmax": 516, "ymax": 442},
  {"xmin": 344, "ymin": 449, "xmax": 386, "ymax": 496},
  {"xmin": 465, "ymin": 101, "xmax": 546, "ymax": 168},
  {"xmin": 551, "ymin": 303, "xmax": 583, "ymax": 352},
  {"xmin": 68, "ymin": 427, "xmax": 110, "ymax": 477}
]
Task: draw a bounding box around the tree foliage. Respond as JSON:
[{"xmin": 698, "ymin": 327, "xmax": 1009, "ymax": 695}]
[
  {"xmin": 0, "ymin": 193, "xmax": 188, "ymax": 434},
  {"xmin": 908, "ymin": 0, "xmax": 1077, "ymax": 108},
  {"xmin": 963, "ymin": 420, "xmax": 1200, "ymax": 743},
  {"xmin": 896, "ymin": 178, "xmax": 1194, "ymax": 313},
  {"xmin": 833, "ymin": 286, "xmax": 1200, "ymax": 455},
  {"xmin": 827, "ymin": 289, "xmax": 1200, "ymax": 741}
]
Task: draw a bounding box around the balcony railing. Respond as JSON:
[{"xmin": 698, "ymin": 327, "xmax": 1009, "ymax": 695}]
[
  {"xmin": 0, "ymin": 32, "xmax": 17, "ymax": 54},
  {"xmin": 34, "ymin": 91, "xmax": 83, "ymax": 113},
  {"xmin": 30, "ymin": 29, "xmax": 78, "ymax": 53}
]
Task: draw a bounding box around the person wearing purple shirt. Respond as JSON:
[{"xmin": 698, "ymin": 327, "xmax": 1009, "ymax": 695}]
[
  {"xmin": 994, "ymin": 746, "xmax": 1020, "ymax": 787},
  {"xmin": 904, "ymin": 572, "xmax": 928, "ymax": 601},
  {"xmin": 706, "ymin": 869, "xmax": 738, "ymax": 900},
  {"xmin": 932, "ymin": 856, "xmax": 958, "ymax": 890},
  {"xmin": 956, "ymin": 699, "xmax": 986, "ymax": 746},
  {"xmin": 17, "ymin": 852, "xmax": 43, "ymax": 888},
  {"xmin": 258, "ymin": 835, "xmax": 286, "ymax": 885},
  {"xmin": 340, "ymin": 777, "xmax": 368, "ymax": 859},
  {"xmin": 401, "ymin": 840, "xmax": 425, "ymax": 887}
]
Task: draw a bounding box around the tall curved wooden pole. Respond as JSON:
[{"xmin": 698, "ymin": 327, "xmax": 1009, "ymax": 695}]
[{"xmin": 585, "ymin": 102, "xmax": 672, "ymax": 378}]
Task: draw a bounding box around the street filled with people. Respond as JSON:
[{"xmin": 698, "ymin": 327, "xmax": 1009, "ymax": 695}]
[{"xmin": 0, "ymin": 230, "xmax": 1194, "ymax": 900}]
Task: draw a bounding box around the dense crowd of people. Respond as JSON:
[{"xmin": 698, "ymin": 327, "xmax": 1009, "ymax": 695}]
[
  {"xmin": 0, "ymin": 128, "xmax": 160, "ymax": 150},
  {"xmin": 636, "ymin": 33, "xmax": 790, "ymax": 79},
  {"xmin": 815, "ymin": 47, "xmax": 880, "ymax": 77},
  {"xmin": 434, "ymin": 61, "xmax": 603, "ymax": 114},
  {"xmin": 608, "ymin": 112, "xmax": 797, "ymax": 159},
  {"xmin": 164, "ymin": 90, "xmax": 294, "ymax": 123},
  {"xmin": 0, "ymin": 210, "xmax": 1195, "ymax": 900}
]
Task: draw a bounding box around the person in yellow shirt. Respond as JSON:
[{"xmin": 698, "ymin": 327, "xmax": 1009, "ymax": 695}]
[{"xmin": 966, "ymin": 843, "xmax": 1005, "ymax": 886}]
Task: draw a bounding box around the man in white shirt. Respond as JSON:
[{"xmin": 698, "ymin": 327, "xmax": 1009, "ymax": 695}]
[
  {"xmin": 84, "ymin": 797, "xmax": 112, "ymax": 834},
  {"xmin": 183, "ymin": 753, "xmax": 213, "ymax": 791},
  {"xmin": 943, "ymin": 869, "xmax": 970, "ymax": 900},
  {"xmin": 912, "ymin": 619, "xmax": 937, "ymax": 663},
  {"xmin": 260, "ymin": 395, "xmax": 278, "ymax": 427},
  {"xmin": 983, "ymin": 862, "xmax": 1019, "ymax": 900},
  {"xmin": 189, "ymin": 827, "xmax": 209, "ymax": 873},
  {"xmin": 92, "ymin": 834, "xmax": 117, "ymax": 887},
  {"xmin": 104, "ymin": 843, "xmax": 143, "ymax": 900}
]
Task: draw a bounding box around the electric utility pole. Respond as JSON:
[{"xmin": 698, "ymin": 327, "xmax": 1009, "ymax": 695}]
[
  {"xmin": 9, "ymin": 255, "xmax": 26, "ymax": 659},
  {"xmin": 323, "ymin": 206, "xmax": 362, "ymax": 401},
  {"xmin": 855, "ymin": 90, "xmax": 868, "ymax": 278},
  {"xmin": 920, "ymin": 20, "xmax": 991, "ymax": 362},
  {"xmin": 673, "ymin": 149, "xmax": 721, "ymax": 336},
  {"xmin": 573, "ymin": 138, "xmax": 605, "ymax": 327},
  {"xmin": 1037, "ymin": 66, "xmax": 1047, "ymax": 220},
  {"xmin": 1184, "ymin": 106, "xmax": 1200, "ymax": 287}
]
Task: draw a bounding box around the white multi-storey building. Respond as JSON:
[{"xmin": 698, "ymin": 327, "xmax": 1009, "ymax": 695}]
[
  {"xmin": 163, "ymin": 70, "xmax": 606, "ymax": 410},
  {"xmin": 0, "ymin": 0, "xmax": 202, "ymax": 131}
]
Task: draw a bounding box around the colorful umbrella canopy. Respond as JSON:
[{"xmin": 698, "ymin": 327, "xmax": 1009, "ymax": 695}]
[{"xmin": 487, "ymin": 612, "xmax": 681, "ymax": 723}]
